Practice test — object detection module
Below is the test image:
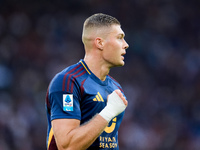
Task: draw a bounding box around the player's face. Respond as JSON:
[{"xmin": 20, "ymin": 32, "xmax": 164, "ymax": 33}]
[{"xmin": 102, "ymin": 25, "xmax": 129, "ymax": 68}]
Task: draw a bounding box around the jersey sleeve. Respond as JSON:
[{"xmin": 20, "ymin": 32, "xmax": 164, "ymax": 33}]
[
  {"xmin": 48, "ymin": 72, "xmax": 82, "ymax": 121},
  {"xmin": 49, "ymin": 91, "xmax": 81, "ymax": 120}
]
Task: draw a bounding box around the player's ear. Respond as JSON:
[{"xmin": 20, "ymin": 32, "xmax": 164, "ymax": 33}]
[{"xmin": 95, "ymin": 37, "xmax": 104, "ymax": 50}]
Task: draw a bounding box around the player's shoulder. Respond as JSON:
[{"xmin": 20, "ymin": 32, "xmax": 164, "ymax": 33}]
[
  {"xmin": 48, "ymin": 62, "xmax": 81, "ymax": 92},
  {"xmin": 49, "ymin": 61, "xmax": 89, "ymax": 93}
]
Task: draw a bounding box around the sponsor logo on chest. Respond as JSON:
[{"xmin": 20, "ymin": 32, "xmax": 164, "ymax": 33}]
[{"xmin": 93, "ymin": 92, "xmax": 104, "ymax": 102}]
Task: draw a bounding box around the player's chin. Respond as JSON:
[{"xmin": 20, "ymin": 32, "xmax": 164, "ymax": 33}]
[
  {"xmin": 120, "ymin": 61, "xmax": 125, "ymax": 66},
  {"xmin": 116, "ymin": 60, "xmax": 125, "ymax": 67},
  {"xmin": 120, "ymin": 58, "xmax": 125, "ymax": 65},
  {"xmin": 110, "ymin": 59, "xmax": 125, "ymax": 67}
]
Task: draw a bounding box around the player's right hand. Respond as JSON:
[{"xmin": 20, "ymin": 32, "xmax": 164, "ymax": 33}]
[
  {"xmin": 99, "ymin": 89, "xmax": 128, "ymax": 122},
  {"xmin": 114, "ymin": 89, "xmax": 128, "ymax": 106}
]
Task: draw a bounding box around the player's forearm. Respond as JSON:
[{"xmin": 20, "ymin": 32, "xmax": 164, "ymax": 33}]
[{"xmin": 57, "ymin": 115, "xmax": 108, "ymax": 150}]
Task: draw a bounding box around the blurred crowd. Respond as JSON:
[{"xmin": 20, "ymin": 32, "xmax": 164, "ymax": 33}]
[{"xmin": 0, "ymin": 0, "xmax": 200, "ymax": 150}]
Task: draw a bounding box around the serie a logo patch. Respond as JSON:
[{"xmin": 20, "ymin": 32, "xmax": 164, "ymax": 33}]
[{"xmin": 63, "ymin": 94, "xmax": 73, "ymax": 111}]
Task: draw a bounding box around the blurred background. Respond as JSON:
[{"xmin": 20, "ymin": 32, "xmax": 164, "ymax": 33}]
[{"xmin": 0, "ymin": 0, "xmax": 200, "ymax": 149}]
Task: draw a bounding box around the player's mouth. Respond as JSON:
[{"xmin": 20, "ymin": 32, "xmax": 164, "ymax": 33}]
[{"xmin": 121, "ymin": 52, "xmax": 126, "ymax": 60}]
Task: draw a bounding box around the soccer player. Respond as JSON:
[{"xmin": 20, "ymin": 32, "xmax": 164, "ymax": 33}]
[{"xmin": 45, "ymin": 13, "xmax": 129, "ymax": 150}]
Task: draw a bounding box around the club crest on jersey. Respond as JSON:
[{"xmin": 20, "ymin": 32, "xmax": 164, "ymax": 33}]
[{"xmin": 63, "ymin": 94, "xmax": 73, "ymax": 111}]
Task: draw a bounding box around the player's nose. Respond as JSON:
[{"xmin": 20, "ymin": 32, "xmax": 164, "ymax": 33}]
[{"xmin": 123, "ymin": 39, "xmax": 129, "ymax": 50}]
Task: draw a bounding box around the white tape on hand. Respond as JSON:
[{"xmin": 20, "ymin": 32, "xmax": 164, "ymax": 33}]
[{"xmin": 99, "ymin": 90, "xmax": 126, "ymax": 122}]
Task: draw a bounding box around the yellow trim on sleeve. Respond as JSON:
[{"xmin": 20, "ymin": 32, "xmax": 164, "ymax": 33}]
[{"xmin": 47, "ymin": 127, "xmax": 53, "ymax": 149}]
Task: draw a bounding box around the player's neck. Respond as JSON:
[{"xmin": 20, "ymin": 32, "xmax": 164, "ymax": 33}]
[{"xmin": 84, "ymin": 56, "xmax": 110, "ymax": 81}]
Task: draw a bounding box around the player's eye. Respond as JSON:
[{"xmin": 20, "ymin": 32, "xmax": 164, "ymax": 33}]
[{"xmin": 118, "ymin": 36, "xmax": 123, "ymax": 39}]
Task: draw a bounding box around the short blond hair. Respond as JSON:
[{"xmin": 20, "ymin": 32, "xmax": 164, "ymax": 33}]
[{"xmin": 83, "ymin": 13, "xmax": 120, "ymax": 29}]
